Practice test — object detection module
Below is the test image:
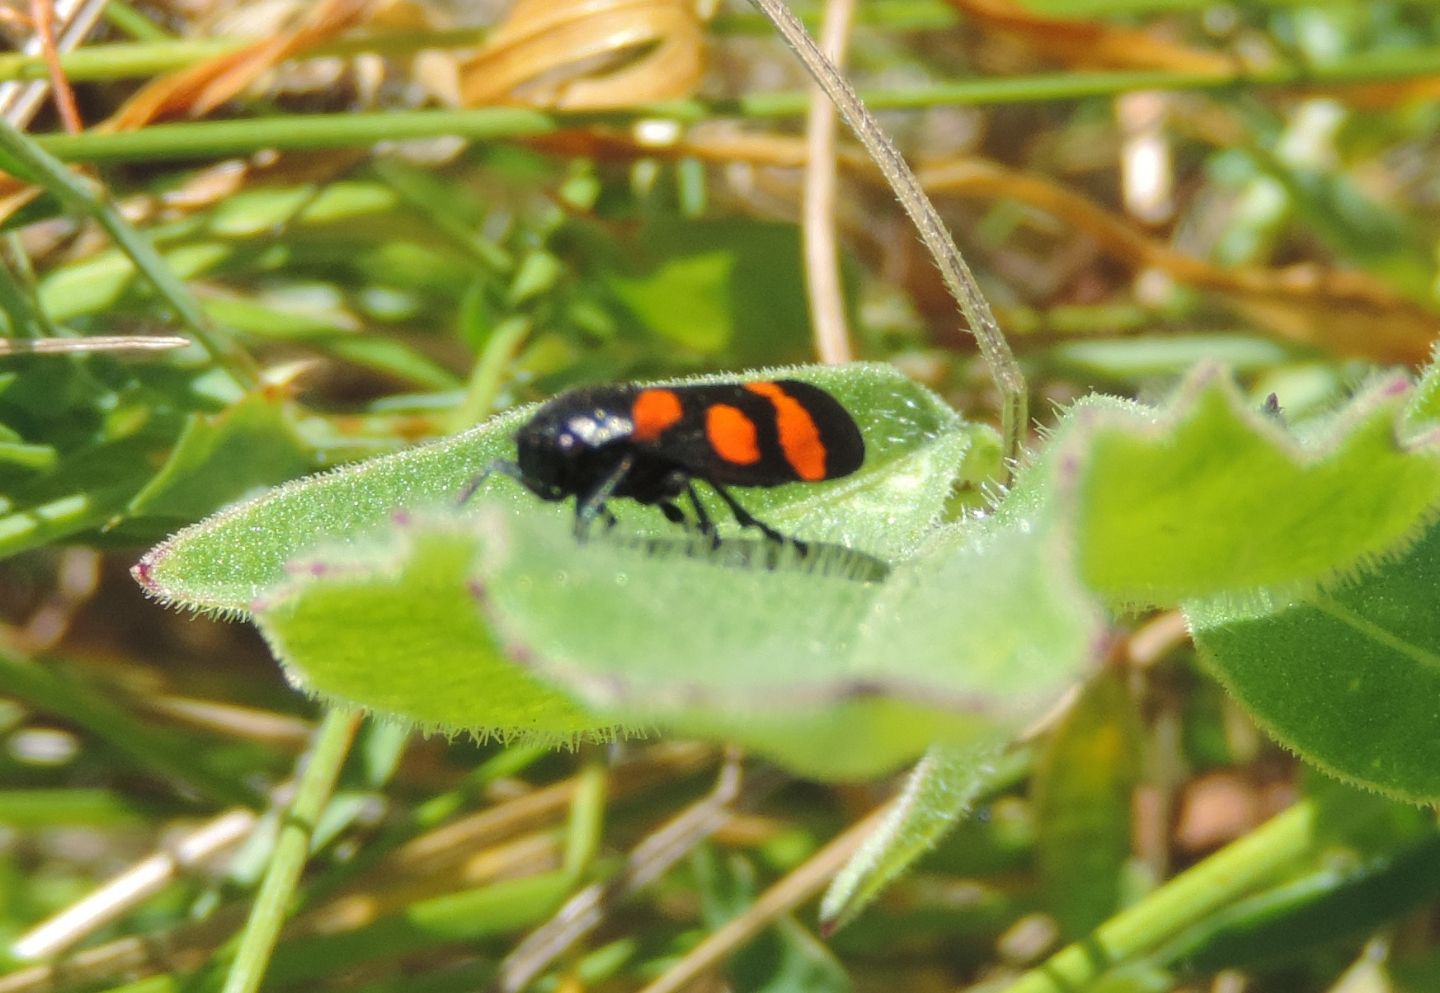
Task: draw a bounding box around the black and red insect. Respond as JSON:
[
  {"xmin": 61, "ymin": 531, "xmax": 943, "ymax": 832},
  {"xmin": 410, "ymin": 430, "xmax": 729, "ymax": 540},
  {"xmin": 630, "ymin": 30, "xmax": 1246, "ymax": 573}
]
[{"xmin": 462, "ymin": 379, "xmax": 864, "ymax": 546}]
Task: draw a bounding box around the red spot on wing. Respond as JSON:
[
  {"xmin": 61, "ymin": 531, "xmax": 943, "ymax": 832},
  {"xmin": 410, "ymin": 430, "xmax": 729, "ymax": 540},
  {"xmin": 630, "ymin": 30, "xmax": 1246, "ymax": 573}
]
[
  {"xmin": 706, "ymin": 403, "xmax": 761, "ymax": 465},
  {"xmin": 631, "ymin": 388, "xmax": 683, "ymax": 442},
  {"xmin": 744, "ymin": 381, "xmax": 828, "ymax": 480}
]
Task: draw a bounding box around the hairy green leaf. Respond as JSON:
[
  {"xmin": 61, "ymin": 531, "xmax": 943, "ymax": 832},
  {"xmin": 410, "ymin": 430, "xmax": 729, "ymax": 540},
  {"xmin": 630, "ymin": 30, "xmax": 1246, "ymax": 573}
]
[
  {"xmin": 819, "ymin": 742, "xmax": 1004, "ymax": 933},
  {"xmin": 483, "ymin": 489, "xmax": 1099, "ymax": 778},
  {"xmin": 1068, "ymin": 365, "xmax": 1440, "ymax": 604},
  {"xmin": 135, "ymin": 363, "xmax": 968, "ymax": 613},
  {"xmin": 1190, "ymin": 513, "xmax": 1440, "ymax": 802},
  {"xmin": 127, "ymin": 392, "xmax": 312, "ymax": 521},
  {"xmin": 138, "ymin": 363, "xmax": 1096, "ymax": 775},
  {"xmin": 256, "ymin": 525, "xmax": 609, "ymax": 743}
]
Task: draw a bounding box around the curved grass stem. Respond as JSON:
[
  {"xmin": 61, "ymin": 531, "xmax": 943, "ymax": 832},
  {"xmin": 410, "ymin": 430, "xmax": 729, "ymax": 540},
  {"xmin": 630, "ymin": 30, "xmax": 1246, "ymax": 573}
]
[{"xmin": 748, "ymin": 0, "xmax": 1028, "ymax": 470}]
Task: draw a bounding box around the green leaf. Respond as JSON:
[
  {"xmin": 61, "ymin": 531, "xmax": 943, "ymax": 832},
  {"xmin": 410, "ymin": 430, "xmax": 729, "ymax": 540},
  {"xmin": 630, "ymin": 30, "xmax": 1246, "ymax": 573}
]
[
  {"xmin": 1403, "ymin": 342, "xmax": 1440, "ymax": 436},
  {"xmin": 1189, "ymin": 513, "xmax": 1440, "ymax": 802},
  {"xmin": 484, "ymin": 489, "xmax": 1100, "ymax": 779},
  {"xmin": 1261, "ymin": 157, "xmax": 1434, "ymax": 302},
  {"xmin": 127, "ymin": 392, "xmax": 313, "ymax": 521},
  {"xmin": 1069, "ymin": 365, "xmax": 1440, "ymax": 604},
  {"xmin": 600, "ymin": 219, "xmax": 816, "ymax": 363},
  {"xmin": 135, "ymin": 363, "xmax": 964, "ymax": 613},
  {"xmin": 203, "ymin": 296, "xmax": 461, "ymax": 390},
  {"xmin": 819, "ymin": 742, "xmax": 1004, "ymax": 934},
  {"xmin": 139, "ymin": 363, "xmax": 1100, "ymax": 779},
  {"xmin": 256, "ymin": 525, "xmax": 610, "ymax": 743},
  {"xmin": 0, "ymin": 439, "xmax": 57, "ymax": 471},
  {"xmin": 608, "ymin": 249, "xmax": 734, "ymax": 352}
]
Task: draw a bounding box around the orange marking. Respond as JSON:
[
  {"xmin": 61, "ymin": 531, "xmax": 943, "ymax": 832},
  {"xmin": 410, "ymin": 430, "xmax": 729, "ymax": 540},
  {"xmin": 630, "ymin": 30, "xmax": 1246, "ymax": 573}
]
[
  {"xmin": 745, "ymin": 382, "xmax": 827, "ymax": 480},
  {"xmin": 706, "ymin": 404, "xmax": 761, "ymax": 464},
  {"xmin": 631, "ymin": 388, "xmax": 683, "ymax": 442}
]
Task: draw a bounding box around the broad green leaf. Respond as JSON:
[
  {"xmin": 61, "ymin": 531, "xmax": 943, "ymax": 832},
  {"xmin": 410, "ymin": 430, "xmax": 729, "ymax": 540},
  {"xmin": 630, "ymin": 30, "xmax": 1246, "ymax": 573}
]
[
  {"xmin": 127, "ymin": 392, "xmax": 313, "ymax": 522},
  {"xmin": 484, "ymin": 492, "xmax": 1100, "ymax": 778},
  {"xmin": 1032, "ymin": 668, "xmax": 1143, "ymax": 938},
  {"xmin": 141, "ymin": 362, "xmax": 1100, "ymax": 777},
  {"xmin": 135, "ymin": 363, "xmax": 966, "ymax": 613},
  {"xmin": 256, "ymin": 525, "xmax": 609, "ymax": 742},
  {"xmin": 608, "ymin": 250, "xmax": 735, "ymax": 352},
  {"xmin": 600, "ymin": 219, "xmax": 816, "ymax": 363},
  {"xmin": 1069, "ymin": 365, "xmax": 1440, "ymax": 604},
  {"xmin": 1189, "ymin": 514, "xmax": 1440, "ymax": 802},
  {"xmin": 819, "ymin": 742, "xmax": 1004, "ymax": 934}
]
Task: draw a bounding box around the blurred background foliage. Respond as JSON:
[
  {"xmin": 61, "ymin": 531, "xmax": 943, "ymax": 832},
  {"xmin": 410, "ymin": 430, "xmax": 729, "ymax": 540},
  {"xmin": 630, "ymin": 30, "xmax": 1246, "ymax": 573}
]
[{"xmin": 2, "ymin": 0, "xmax": 1439, "ymax": 991}]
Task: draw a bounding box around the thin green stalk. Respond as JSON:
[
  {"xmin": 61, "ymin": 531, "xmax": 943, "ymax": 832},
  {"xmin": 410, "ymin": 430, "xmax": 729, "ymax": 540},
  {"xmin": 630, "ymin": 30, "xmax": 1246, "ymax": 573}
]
[
  {"xmin": 997, "ymin": 791, "xmax": 1378, "ymax": 993},
  {"xmin": 23, "ymin": 49, "xmax": 1440, "ymax": 168},
  {"xmin": 0, "ymin": 649, "xmax": 261, "ymax": 808},
  {"xmin": 101, "ymin": 2, "xmax": 178, "ymax": 42},
  {"xmin": 0, "ymin": 29, "xmax": 491, "ymax": 84},
  {"xmin": 451, "ymin": 315, "xmax": 531, "ymax": 433},
  {"xmin": 0, "ymin": 120, "xmax": 258, "ymax": 387},
  {"xmin": 749, "ymin": 0, "xmax": 1026, "ymax": 470},
  {"xmin": 221, "ymin": 706, "xmax": 361, "ymax": 993},
  {"xmin": 563, "ymin": 753, "xmax": 609, "ymax": 880},
  {"xmin": 0, "ymin": 244, "xmax": 51, "ymax": 338}
]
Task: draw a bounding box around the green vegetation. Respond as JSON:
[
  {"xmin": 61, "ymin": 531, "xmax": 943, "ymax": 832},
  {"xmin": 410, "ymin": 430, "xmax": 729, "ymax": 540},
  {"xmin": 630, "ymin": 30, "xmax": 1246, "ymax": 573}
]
[{"xmin": 4, "ymin": 2, "xmax": 1440, "ymax": 992}]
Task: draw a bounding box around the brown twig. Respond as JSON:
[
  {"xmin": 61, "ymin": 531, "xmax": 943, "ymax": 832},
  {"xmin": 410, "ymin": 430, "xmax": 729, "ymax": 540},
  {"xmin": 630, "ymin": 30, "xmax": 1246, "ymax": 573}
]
[
  {"xmin": 30, "ymin": 0, "xmax": 83, "ymax": 132},
  {"xmin": 802, "ymin": 0, "xmax": 857, "ymax": 364},
  {"xmin": 637, "ymin": 800, "xmax": 892, "ymax": 993},
  {"xmin": 493, "ymin": 752, "xmax": 783, "ymax": 993}
]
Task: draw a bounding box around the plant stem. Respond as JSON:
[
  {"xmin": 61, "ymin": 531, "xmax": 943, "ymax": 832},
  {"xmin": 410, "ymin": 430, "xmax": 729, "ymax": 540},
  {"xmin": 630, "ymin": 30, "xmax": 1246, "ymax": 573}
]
[
  {"xmin": 25, "ymin": 47, "xmax": 1440, "ymax": 164},
  {"xmin": 801, "ymin": 0, "xmax": 857, "ymax": 365},
  {"xmin": 221, "ymin": 706, "xmax": 361, "ymax": 993},
  {"xmin": 451, "ymin": 315, "xmax": 531, "ymax": 434},
  {"xmin": 997, "ymin": 791, "xmax": 1377, "ymax": 993},
  {"xmin": 748, "ymin": 0, "xmax": 1027, "ymax": 469},
  {"xmin": 0, "ymin": 119, "xmax": 259, "ymax": 387}
]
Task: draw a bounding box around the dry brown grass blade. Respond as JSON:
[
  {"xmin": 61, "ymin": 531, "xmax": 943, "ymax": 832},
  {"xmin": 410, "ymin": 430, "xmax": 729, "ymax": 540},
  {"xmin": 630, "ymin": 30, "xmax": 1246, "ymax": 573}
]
[
  {"xmin": 946, "ymin": 0, "xmax": 1237, "ymax": 74},
  {"xmin": 103, "ymin": 0, "xmax": 371, "ymax": 131},
  {"xmin": 492, "ymin": 753, "xmax": 768, "ymax": 993},
  {"xmin": 459, "ymin": 0, "xmax": 704, "ymax": 110},
  {"xmin": 915, "ymin": 160, "xmax": 1438, "ymax": 364},
  {"xmin": 802, "ymin": 0, "xmax": 857, "ymax": 366},
  {"xmin": 527, "ymin": 128, "xmax": 1435, "ymax": 363},
  {"xmin": 637, "ymin": 801, "xmax": 890, "ymax": 993},
  {"xmin": 30, "ymin": 0, "xmax": 83, "ymax": 132},
  {"xmin": 296, "ymin": 743, "xmax": 715, "ymax": 933},
  {"xmin": 0, "ymin": 335, "xmax": 191, "ymax": 356}
]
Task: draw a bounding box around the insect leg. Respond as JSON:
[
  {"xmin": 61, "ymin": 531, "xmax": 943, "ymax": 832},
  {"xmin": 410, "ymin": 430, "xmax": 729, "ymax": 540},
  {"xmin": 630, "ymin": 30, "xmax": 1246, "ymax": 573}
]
[
  {"xmin": 682, "ymin": 481, "xmax": 721, "ymax": 547},
  {"xmin": 574, "ymin": 453, "xmax": 635, "ymax": 539},
  {"xmin": 457, "ymin": 459, "xmax": 527, "ymax": 505},
  {"xmin": 706, "ymin": 480, "xmax": 805, "ymax": 552}
]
